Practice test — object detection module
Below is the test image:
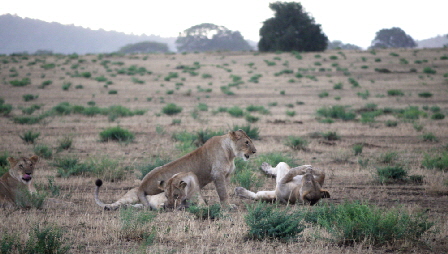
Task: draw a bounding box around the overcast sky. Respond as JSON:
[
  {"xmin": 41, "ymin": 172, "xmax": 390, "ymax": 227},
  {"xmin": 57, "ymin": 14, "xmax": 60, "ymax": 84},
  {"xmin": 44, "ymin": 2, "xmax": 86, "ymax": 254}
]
[{"xmin": 2, "ymin": 0, "xmax": 447, "ymax": 49}]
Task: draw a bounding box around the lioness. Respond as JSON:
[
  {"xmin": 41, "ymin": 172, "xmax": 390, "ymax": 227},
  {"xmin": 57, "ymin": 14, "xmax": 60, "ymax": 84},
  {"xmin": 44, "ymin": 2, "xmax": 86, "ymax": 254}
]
[
  {"xmin": 235, "ymin": 162, "xmax": 330, "ymax": 205},
  {"xmin": 95, "ymin": 171, "xmax": 205, "ymax": 210},
  {"xmin": 95, "ymin": 129, "xmax": 256, "ymax": 210},
  {"xmin": 158, "ymin": 171, "xmax": 206, "ymax": 209},
  {"xmin": 0, "ymin": 155, "xmax": 39, "ymax": 208}
]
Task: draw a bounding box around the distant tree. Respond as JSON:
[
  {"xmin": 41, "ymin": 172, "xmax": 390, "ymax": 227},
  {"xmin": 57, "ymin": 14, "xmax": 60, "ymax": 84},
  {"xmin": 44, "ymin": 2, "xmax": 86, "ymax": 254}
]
[
  {"xmin": 370, "ymin": 27, "xmax": 417, "ymax": 48},
  {"xmin": 327, "ymin": 40, "xmax": 361, "ymax": 50},
  {"xmin": 118, "ymin": 41, "xmax": 169, "ymax": 54},
  {"xmin": 258, "ymin": 2, "xmax": 327, "ymax": 52},
  {"xmin": 176, "ymin": 23, "xmax": 252, "ymax": 52}
]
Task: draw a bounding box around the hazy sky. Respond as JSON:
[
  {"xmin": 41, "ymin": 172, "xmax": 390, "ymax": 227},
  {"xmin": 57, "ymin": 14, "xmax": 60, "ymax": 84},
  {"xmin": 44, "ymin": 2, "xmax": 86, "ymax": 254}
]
[{"xmin": 2, "ymin": 0, "xmax": 447, "ymax": 49}]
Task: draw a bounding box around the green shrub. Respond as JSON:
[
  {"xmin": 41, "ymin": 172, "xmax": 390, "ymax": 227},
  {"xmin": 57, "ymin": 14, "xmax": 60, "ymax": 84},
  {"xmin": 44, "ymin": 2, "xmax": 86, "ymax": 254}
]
[
  {"xmin": 81, "ymin": 72, "xmax": 92, "ymax": 78},
  {"xmin": 0, "ymin": 100, "xmax": 13, "ymax": 115},
  {"xmin": 376, "ymin": 166, "xmax": 407, "ymax": 184},
  {"xmin": 421, "ymin": 132, "xmax": 438, "ymax": 142},
  {"xmin": 418, "ymin": 92, "xmax": 433, "ymax": 98},
  {"xmin": 385, "ymin": 120, "xmax": 398, "ymax": 127},
  {"xmin": 321, "ymin": 131, "xmax": 340, "ymax": 141},
  {"xmin": 387, "ymin": 89, "xmax": 404, "ymax": 96},
  {"xmin": 33, "ymin": 144, "xmax": 52, "ymax": 159},
  {"xmin": 353, "ymin": 143, "xmax": 363, "ymax": 155},
  {"xmin": 333, "ymin": 82, "xmax": 343, "ymax": 89},
  {"xmin": 9, "ymin": 77, "xmax": 31, "ymax": 87},
  {"xmin": 232, "ymin": 124, "xmax": 259, "ymax": 140},
  {"xmin": 22, "ymin": 94, "xmax": 39, "ymax": 102},
  {"xmin": 317, "ymin": 106, "xmax": 356, "ymax": 121},
  {"xmin": 375, "ymin": 68, "xmax": 390, "ymax": 73},
  {"xmin": 246, "ymin": 105, "xmax": 270, "ymax": 114},
  {"xmin": 52, "ymin": 102, "xmax": 72, "ymax": 115},
  {"xmin": 226, "ymin": 106, "xmax": 243, "ymax": 117},
  {"xmin": 431, "ymin": 112, "xmax": 445, "ymax": 120},
  {"xmin": 12, "ymin": 115, "xmax": 44, "ymax": 124},
  {"xmin": 285, "ymin": 110, "xmax": 296, "ymax": 117},
  {"xmin": 61, "ymin": 82, "xmax": 71, "ymax": 91},
  {"xmin": 38, "ymin": 80, "xmax": 52, "ymax": 89},
  {"xmin": 138, "ymin": 157, "xmax": 171, "ymax": 179},
  {"xmin": 188, "ymin": 204, "xmax": 222, "ymax": 220},
  {"xmin": 423, "ymin": 67, "xmax": 436, "ymax": 74},
  {"xmin": 300, "ymin": 201, "xmax": 433, "ymax": 246},
  {"xmin": 378, "ymin": 151, "xmax": 398, "ymax": 164},
  {"xmin": 162, "ymin": 103, "xmax": 183, "ymax": 115},
  {"xmin": 197, "ymin": 103, "xmax": 208, "ymax": 111},
  {"xmin": 232, "ymin": 165, "xmax": 264, "ymax": 190},
  {"xmin": 318, "ymin": 91, "xmax": 329, "ymax": 98},
  {"xmin": 284, "ymin": 136, "xmax": 308, "ymax": 151},
  {"xmin": 108, "ymin": 90, "xmax": 118, "ymax": 94},
  {"xmin": 245, "ymin": 114, "xmax": 259, "ymax": 123},
  {"xmin": 348, "ymin": 77, "xmax": 359, "ymax": 87},
  {"xmin": 422, "ymin": 152, "xmax": 448, "ymax": 171},
  {"xmin": 19, "ymin": 130, "xmax": 40, "ymax": 144},
  {"xmin": 53, "ymin": 157, "xmax": 92, "ymax": 178},
  {"xmin": 57, "ymin": 136, "xmax": 73, "ymax": 151},
  {"xmin": 99, "ymin": 126, "xmax": 135, "ymax": 142},
  {"xmin": 119, "ymin": 207, "xmax": 157, "ymax": 241},
  {"xmin": 245, "ymin": 202, "xmax": 305, "ymax": 241},
  {"xmin": 24, "ymin": 223, "xmax": 70, "ymax": 253}
]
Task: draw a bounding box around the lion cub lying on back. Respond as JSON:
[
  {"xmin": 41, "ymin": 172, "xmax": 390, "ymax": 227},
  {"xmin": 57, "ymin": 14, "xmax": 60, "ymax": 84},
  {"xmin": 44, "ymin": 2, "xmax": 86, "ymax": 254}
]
[
  {"xmin": 95, "ymin": 172, "xmax": 205, "ymax": 210},
  {"xmin": 0, "ymin": 155, "xmax": 39, "ymax": 208},
  {"xmin": 235, "ymin": 162, "xmax": 330, "ymax": 205}
]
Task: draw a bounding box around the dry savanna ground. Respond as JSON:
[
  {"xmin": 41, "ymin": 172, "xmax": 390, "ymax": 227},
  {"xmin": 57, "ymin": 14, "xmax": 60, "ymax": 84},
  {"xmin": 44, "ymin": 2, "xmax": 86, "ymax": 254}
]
[{"xmin": 1, "ymin": 48, "xmax": 448, "ymax": 253}]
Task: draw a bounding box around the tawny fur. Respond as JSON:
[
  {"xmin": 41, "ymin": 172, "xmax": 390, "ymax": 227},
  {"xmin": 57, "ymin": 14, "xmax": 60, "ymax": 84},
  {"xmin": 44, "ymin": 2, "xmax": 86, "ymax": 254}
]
[
  {"xmin": 235, "ymin": 162, "xmax": 330, "ymax": 205},
  {"xmin": 94, "ymin": 130, "xmax": 256, "ymax": 210},
  {"xmin": 158, "ymin": 172, "xmax": 206, "ymax": 209},
  {"xmin": 0, "ymin": 155, "xmax": 39, "ymax": 208}
]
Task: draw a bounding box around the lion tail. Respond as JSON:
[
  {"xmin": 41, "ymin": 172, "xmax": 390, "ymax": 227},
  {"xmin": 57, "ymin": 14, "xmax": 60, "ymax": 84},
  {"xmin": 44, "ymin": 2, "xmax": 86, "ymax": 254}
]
[{"xmin": 94, "ymin": 179, "xmax": 139, "ymax": 210}]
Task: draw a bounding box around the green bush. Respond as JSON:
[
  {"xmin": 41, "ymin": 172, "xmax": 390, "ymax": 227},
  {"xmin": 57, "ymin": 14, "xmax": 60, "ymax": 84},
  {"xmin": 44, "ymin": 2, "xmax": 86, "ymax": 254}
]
[
  {"xmin": 333, "ymin": 82, "xmax": 343, "ymax": 89},
  {"xmin": 25, "ymin": 223, "xmax": 70, "ymax": 253},
  {"xmin": 188, "ymin": 204, "xmax": 222, "ymax": 220},
  {"xmin": 321, "ymin": 131, "xmax": 340, "ymax": 141},
  {"xmin": 22, "ymin": 94, "xmax": 39, "ymax": 102},
  {"xmin": 422, "ymin": 152, "xmax": 448, "ymax": 171},
  {"xmin": 353, "ymin": 143, "xmax": 363, "ymax": 155},
  {"xmin": 108, "ymin": 90, "xmax": 118, "ymax": 94},
  {"xmin": 57, "ymin": 136, "xmax": 73, "ymax": 151},
  {"xmin": 12, "ymin": 115, "xmax": 44, "ymax": 124},
  {"xmin": 227, "ymin": 106, "xmax": 244, "ymax": 117},
  {"xmin": 421, "ymin": 132, "xmax": 438, "ymax": 142},
  {"xmin": 423, "ymin": 67, "xmax": 436, "ymax": 74},
  {"xmin": 99, "ymin": 126, "xmax": 135, "ymax": 142},
  {"xmin": 284, "ymin": 136, "xmax": 308, "ymax": 151},
  {"xmin": 316, "ymin": 106, "xmax": 356, "ymax": 121},
  {"xmin": 300, "ymin": 201, "xmax": 433, "ymax": 246},
  {"xmin": 9, "ymin": 77, "xmax": 31, "ymax": 87},
  {"xmin": 431, "ymin": 112, "xmax": 445, "ymax": 120},
  {"xmin": 387, "ymin": 89, "xmax": 404, "ymax": 96},
  {"xmin": 33, "ymin": 144, "xmax": 52, "ymax": 159},
  {"xmin": 376, "ymin": 166, "xmax": 408, "ymax": 184},
  {"xmin": 162, "ymin": 103, "xmax": 183, "ymax": 115},
  {"xmin": 19, "ymin": 130, "xmax": 40, "ymax": 144},
  {"xmin": 385, "ymin": 120, "xmax": 398, "ymax": 127},
  {"xmin": 231, "ymin": 166, "xmax": 264, "ymax": 190},
  {"xmin": 0, "ymin": 101, "xmax": 13, "ymax": 115},
  {"xmin": 348, "ymin": 77, "xmax": 359, "ymax": 87},
  {"xmin": 245, "ymin": 114, "xmax": 259, "ymax": 123},
  {"xmin": 138, "ymin": 157, "xmax": 171, "ymax": 179},
  {"xmin": 378, "ymin": 151, "xmax": 398, "ymax": 164},
  {"xmin": 418, "ymin": 92, "xmax": 433, "ymax": 98},
  {"xmin": 232, "ymin": 124, "xmax": 259, "ymax": 140},
  {"xmin": 245, "ymin": 202, "xmax": 305, "ymax": 241}
]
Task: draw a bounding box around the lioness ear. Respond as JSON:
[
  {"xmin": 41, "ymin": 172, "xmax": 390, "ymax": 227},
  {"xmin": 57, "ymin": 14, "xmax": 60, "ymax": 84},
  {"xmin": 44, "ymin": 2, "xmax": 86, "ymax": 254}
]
[
  {"xmin": 179, "ymin": 181, "xmax": 187, "ymax": 189},
  {"xmin": 7, "ymin": 157, "xmax": 18, "ymax": 167},
  {"xmin": 158, "ymin": 180, "xmax": 165, "ymax": 191},
  {"xmin": 30, "ymin": 155, "xmax": 39, "ymax": 164},
  {"xmin": 229, "ymin": 129, "xmax": 244, "ymax": 140},
  {"xmin": 321, "ymin": 190, "xmax": 330, "ymax": 199}
]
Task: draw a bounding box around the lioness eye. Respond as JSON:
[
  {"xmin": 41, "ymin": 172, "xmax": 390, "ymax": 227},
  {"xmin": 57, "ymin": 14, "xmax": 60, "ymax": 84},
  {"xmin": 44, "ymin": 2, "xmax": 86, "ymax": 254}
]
[{"xmin": 245, "ymin": 140, "xmax": 249, "ymax": 145}]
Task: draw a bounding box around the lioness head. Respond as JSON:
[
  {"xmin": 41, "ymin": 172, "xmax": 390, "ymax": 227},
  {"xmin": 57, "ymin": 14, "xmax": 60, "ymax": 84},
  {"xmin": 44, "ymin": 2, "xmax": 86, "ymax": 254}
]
[
  {"xmin": 301, "ymin": 168, "xmax": 330, "ymax": 205},
  {"xmin": 7, "ymin": 155, "xmax": 39, "ymax": 184},
  {"xmin": 159, "ymin": 174, "xmax": 188, "ymax": 209},
  {"xmin": 230, "ymin": 129, "xmax": 256, "ymax": 161}
]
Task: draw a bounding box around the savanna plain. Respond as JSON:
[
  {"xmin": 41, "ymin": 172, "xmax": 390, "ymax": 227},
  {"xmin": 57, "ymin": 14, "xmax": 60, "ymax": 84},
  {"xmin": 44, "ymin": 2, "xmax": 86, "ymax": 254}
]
[{"xmin": 0, "ymin": 48, "xmax": 447, "ymax": 253}]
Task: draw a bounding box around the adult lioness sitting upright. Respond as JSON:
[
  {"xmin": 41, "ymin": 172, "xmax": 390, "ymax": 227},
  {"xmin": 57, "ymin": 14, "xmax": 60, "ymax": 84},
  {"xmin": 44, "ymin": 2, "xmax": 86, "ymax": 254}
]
[
  {"xmin": 235, "ymin": 162, "xmax": 330, "ymax": 205},
  {"xmin": 95, "ymin": 130, "xmax": 256, "ymax": 210},
  {"xmin": 0, "ymin": 155, "xmax": 39, "ymax": 208}
]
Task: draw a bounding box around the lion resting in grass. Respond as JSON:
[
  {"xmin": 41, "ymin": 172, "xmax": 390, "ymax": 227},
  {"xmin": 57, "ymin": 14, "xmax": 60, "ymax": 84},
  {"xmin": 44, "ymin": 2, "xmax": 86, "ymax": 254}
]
[
  {"xmin": 95, "ymin": 130, "xmax": 256, "ymax": 210},
  {"xmin": 0, "ymin": 155, "xmax": 39, "ymax": 208},
  {"xmin": 235, "ymin": 162, "xmax": 330, "ymax": 205},
  {"xmin": 95, "ymin": 171, "xmax": 206, "ymax": 210}
]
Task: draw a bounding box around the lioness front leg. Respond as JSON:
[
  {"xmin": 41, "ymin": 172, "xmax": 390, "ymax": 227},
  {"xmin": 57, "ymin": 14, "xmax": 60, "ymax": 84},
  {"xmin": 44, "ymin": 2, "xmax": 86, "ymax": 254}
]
[{"xmin": 213, "ymin": 174, "xmax": 234, "ymax": 208}]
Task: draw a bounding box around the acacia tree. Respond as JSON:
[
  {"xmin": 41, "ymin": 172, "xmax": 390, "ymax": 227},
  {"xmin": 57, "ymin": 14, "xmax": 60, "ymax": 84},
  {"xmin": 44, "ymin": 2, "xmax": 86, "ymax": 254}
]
[
  {"xmin": 370, "ymin": 27, "xmax": 417, "ymax": 48},
  {"xmin": 259, "ymin": 2, "xmax": 327, "ymax": 52},
  {"xmin": 176, "ymin": 23, "xmax": 252, "ymax": 52}
]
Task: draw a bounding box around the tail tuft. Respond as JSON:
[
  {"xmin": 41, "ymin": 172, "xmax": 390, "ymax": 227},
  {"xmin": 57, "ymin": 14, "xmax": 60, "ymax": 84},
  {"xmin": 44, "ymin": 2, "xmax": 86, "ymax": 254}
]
[{"xmin": 95, "ymin": 179, "xmax": 103, "ymax": 187}]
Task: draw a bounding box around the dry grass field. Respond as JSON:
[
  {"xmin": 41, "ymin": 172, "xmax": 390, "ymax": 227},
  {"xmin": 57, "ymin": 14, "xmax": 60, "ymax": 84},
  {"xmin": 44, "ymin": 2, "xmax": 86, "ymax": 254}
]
[{"xmin": 1, "ymin": 48, "xmax": 448, "ymax": 253}]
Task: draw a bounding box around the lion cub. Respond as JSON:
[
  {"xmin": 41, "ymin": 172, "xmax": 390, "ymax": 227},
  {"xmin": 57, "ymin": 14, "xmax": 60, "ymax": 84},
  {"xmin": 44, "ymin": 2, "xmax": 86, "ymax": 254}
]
[
  {"xmin": 235, "ymin": 162, "xmax": 330, "ymax": 205},
  {"xmin": 0, "ymin": 155, "xmax": 39, "ymax": 208},
  {"xmin": 95, "ymin": 171, "xmax": 205, "ymax": 210}
]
